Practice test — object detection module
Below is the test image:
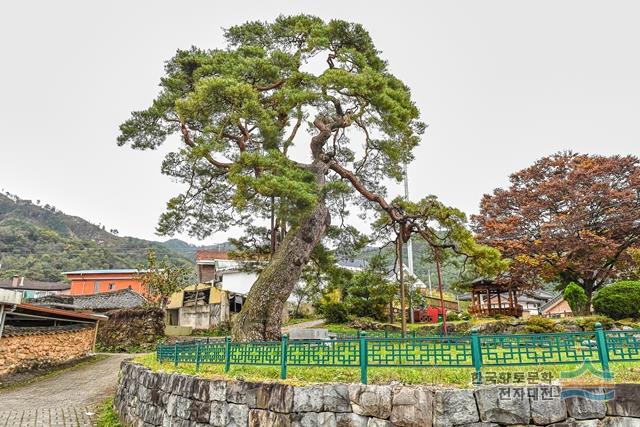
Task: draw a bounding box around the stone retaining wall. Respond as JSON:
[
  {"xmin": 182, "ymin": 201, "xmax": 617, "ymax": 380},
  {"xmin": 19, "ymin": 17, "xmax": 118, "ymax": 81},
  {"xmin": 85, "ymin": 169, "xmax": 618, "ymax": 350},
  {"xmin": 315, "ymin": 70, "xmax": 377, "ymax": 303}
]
[
  {"xmin": 0, "ymin": 325, "xmax": 94, "ymax": 377},
  {"xmin": 115, "ymin": 361, "xmax": 640, "ymax": 427}
]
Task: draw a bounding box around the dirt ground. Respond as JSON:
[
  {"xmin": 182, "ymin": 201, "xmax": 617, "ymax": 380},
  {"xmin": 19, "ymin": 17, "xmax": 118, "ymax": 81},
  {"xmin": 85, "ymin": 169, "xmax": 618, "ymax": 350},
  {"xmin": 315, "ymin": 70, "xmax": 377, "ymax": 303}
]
[{"xmin": 0, "ymin": 353, "xmax": 130, "ymax": 426}]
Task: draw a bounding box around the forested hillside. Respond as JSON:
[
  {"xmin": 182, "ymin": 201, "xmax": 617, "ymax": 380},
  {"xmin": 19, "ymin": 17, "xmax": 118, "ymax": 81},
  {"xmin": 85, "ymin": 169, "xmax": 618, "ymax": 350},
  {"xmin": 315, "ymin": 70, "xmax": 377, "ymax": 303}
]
[{"xmin": 0, "ymin": 193, "xmax": 195, "ymax": 281}]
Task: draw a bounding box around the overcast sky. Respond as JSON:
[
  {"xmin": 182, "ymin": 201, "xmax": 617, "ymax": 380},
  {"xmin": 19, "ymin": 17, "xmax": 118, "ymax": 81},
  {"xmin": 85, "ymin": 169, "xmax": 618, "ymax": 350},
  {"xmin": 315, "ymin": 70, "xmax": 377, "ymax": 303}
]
[{"xmin": 1, "ymin": 1, "xmax": 639, "ymax": 244}]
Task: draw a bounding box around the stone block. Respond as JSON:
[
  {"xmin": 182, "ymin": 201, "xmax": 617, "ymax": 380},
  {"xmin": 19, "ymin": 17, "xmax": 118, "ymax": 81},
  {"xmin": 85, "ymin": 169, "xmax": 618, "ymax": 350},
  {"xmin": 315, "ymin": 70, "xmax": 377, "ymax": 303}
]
[
  {"xmin": 171, "ymin": 373, "xmax": 195, "ymax": 397},
  {"xmin": 294, "ymin": 386, "xmax": 324, "ymax": 412},
  {"xmin": 349, "ymin": 385, "xmax": 392, "ymax": 419},
  {"xmin": 269, "ymin": 383, "xmax": 295, "ymax": 413},
  {"xmin": 565, "ymin": 389, "xmax": 607, "ymax": 420},
  {"xmin": 289, "ymin": 328, "xmax": 330, "ymax": 340},
  {"xmin": 209, "ymin": 401, "xmax": 228, "ymax": 427},
  {"xmin": 367, "ymin": 418, "xmax": 393, "ymax": 427},
  {"xmin": 140, "ymin": 404, "xmax": 163, "ymax": 425},
  {"xmin": 138, "ymin": 385, "xmax": 152, "ymax": 403},
  {"xmin": 140, "ymin": 369, "xmax": 157, "ymax": 389},
  {"xmin": 336, "ymin": 413, "xmax": 369, "ymax": 427},
  {"xmin": 209, "ymin": 380, "xmax": 227, "ymax": 402},
  {"xmin": 602, "ymin": 417, "xmax": 640, "ymax": 427},
  {"xmin": 227, "ymin": 380, "xmax": 271, "ymax": 408},
  {"xmin": 323, "ymin": 384, "xmax": 351, "ymax": 413},
  {"xmin": 190, "ymin": 400, "xmax": 210, "ymax": 423},
  {"xmin": 475, "ymin": 386, "xmax": 531, "ymax": 425},
  {"xmin": 575, "ymin": 420, "xmax": 600, "ymax": 427},
  {"xmin": 249, "ymin": 408, "xmax": 292, "ymax": 426},
  {"xmin": 434, "ymin": 389, "xmax": 479, "ymax": 427},
  {"xmin": 607, "ymin": 385, "xmax": 640, "ymax": 417},
  {"xmin": 529, "ymin": 385, "xmax": 566, "ymax": 425},
  {"xmin": 390, "ymin": 386, "xmax": 433, "ymax": 427},
  {"xmin": 292, "ymin": 412, "xmax": 338, "ymax": 427},
  {"xmin": 166, "ymin": 394, "xmax": 178, "ymax": 416},
  {"xmin": 157, "ymin": 372, "xmax": 174, "ymax": 393},
  {"xmin": 227, "ymin": 403, "xmax": 250, "ymax": 427},
  {"xmin": 175, "ymin": 396, "xmax": 193, "ymax": 420},
  {"xmin": 192, "ymin": 378, "xmax": 210, "ymax": 402}
]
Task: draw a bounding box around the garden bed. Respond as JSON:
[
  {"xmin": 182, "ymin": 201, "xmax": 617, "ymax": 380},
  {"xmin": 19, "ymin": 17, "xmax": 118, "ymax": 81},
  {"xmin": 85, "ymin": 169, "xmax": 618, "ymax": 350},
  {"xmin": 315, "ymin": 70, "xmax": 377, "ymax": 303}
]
[{"xmin": 134, "ymin": 353, "xmax": 640, "ymax": 387}]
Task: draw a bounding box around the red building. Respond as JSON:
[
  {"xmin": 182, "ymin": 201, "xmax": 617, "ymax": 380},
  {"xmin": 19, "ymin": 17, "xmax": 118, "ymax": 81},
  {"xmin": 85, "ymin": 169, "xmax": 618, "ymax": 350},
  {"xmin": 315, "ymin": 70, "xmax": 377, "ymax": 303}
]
[{"xmin": 64, "ymin": 269, "xmax": 148, "ymax": 296}]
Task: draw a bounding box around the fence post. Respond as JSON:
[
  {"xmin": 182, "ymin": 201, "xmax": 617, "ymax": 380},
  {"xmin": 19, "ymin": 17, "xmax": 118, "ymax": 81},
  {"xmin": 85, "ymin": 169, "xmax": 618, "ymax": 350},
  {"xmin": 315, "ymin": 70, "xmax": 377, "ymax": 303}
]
[
  {"xmin": 594, "ymin": 322, "xmax": 612, "ymax": 380},
  {"xmin": 359, "ymin": 331, "xmax": 368, "ymax": 384},
  {"xmin": 471, "ymin": 329, "xmax": 482, "ymax": 385},
  {"xmin": 195, "ymin": 341, "xmax": 201, "ymax": 373},
  {"xmin": 174, "ymin": 343, "xmax": 178, "ymax": 367},
  {"xmin": 281, "ymin": 334, "xmax": 289, "ymax": 380},
  {"xmin": 224, "ymin": 336, "xmax": 231, "ymax": 373}
]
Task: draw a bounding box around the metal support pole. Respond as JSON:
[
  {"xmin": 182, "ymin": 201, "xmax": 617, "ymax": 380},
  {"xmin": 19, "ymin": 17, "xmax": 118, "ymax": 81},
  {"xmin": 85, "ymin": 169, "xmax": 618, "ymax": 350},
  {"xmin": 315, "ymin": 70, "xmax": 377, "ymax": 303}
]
[
  {"xmin": 0, "ymin": 304, "xmax": 5, "ymax": 340},
  {"xmin": 594, "ymin": 322, "xmax": 612, "ymax": 380},
  {"xmin": 280, "ymin": 334, "xmax": 288, "ymax": 380},
  {"xmin": 195, "ymin": 341, "xmax": 201, "ymax": 372},
  {"xmin": 224, "ymin": 336, "xmax": 232, "ymax": 372},
  {"xmin": 359, "ymin": 332, "xmax": 368, "ymax": 384},
  {"xmin": 471, "ymin": 329, "xmax": 483, "ymax": 385}
]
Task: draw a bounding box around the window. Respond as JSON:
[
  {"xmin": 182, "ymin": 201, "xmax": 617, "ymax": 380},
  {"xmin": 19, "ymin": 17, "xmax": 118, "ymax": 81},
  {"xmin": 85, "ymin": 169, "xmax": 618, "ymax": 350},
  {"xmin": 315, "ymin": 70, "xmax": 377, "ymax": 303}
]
[
  {"xmin": 94, "ymin": 281, "xmax": 101, "ymax": 293},
  {"xmin": 108, "ymin": 283, "xmax": 115, "ymax": 291}
]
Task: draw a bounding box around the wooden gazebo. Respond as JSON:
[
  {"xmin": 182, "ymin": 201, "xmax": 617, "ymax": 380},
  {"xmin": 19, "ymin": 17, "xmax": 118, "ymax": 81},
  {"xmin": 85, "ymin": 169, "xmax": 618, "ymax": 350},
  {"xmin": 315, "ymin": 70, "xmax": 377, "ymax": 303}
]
[{"xmin": 468, "ymin": 278, "xmax": 523, "ymax": 317}]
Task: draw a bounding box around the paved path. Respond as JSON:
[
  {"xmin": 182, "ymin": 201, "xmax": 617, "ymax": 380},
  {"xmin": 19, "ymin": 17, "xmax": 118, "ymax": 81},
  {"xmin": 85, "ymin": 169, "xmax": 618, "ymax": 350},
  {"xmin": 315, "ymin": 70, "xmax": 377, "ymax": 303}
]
[
  {"xmin": 281, "ymin": 318, "xmax": 325, "ymax": 332},
  {"xmin": 0, "ymin": 354, "xmax": 130, "ymax": 427}
]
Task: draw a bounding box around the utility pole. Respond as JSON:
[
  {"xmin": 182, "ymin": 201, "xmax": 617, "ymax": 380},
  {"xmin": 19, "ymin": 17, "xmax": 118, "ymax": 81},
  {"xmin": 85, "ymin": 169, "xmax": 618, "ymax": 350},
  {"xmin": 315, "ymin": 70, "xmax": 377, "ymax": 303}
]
[
  {"xmin": 403, "ymin": 163, "xmax": 415, "ymax": 324},
  {"xmin": 397, "ymin": 235, "xmax": 407, "ymax": 337}
]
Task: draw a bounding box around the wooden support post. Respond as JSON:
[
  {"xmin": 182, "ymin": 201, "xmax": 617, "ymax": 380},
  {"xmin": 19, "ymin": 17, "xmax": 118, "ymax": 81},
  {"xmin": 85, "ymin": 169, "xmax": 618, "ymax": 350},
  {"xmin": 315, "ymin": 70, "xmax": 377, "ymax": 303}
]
[{"xmin": 92, "ymin": 321, "xmax": 99, "ymax": 353}]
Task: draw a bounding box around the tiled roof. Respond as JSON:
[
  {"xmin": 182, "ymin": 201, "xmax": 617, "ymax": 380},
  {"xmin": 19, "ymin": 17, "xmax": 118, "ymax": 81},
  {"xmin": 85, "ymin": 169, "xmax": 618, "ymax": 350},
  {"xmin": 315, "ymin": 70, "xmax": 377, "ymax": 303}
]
[
  {"xmin": 32, "ymin": 289, "xmax": 146, "ymax": 311},
  {"xmin": 196, "ymin": 250, "xmax": 230, "ymax": 261},
  {"xmin": 63, "ymin": 269, "xmax": 148, "ymax": 275},
  {"xmin": 2, "ymin": 324, "xmax": 90, "ymax": 337},
  {"xmin": 0, "ymin": 280, "xmax": 70, "ymax": 291}
]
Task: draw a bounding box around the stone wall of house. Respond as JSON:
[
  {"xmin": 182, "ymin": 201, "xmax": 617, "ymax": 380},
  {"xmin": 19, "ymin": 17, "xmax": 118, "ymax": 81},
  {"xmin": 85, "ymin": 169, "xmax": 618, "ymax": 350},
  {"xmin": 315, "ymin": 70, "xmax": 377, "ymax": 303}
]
[
  {"xmin": 97, "ymin": 307, "xmax": 165, "ymax": 352},
  {"xmin": 0, "ymin": 325, "xmax": 94, "ymax": 377},
  {"xmin": 115, "ymin": 361, "xmax": 640, "ymax": 427}
]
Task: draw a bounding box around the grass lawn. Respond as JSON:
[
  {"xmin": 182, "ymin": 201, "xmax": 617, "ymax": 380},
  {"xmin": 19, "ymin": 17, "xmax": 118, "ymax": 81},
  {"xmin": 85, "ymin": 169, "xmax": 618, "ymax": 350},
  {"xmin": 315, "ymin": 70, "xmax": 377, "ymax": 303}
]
[{"xmin": 133, "ymin": 353, "xmax": 640, "ymax": 387}]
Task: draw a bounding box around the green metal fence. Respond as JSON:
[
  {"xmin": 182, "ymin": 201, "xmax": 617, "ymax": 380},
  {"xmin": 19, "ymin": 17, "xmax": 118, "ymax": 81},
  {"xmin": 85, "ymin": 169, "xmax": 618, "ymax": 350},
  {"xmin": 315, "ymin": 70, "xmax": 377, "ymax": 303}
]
[{"xmin": 156, "ymin": 323, "xmax": 640, "ymax": 384}]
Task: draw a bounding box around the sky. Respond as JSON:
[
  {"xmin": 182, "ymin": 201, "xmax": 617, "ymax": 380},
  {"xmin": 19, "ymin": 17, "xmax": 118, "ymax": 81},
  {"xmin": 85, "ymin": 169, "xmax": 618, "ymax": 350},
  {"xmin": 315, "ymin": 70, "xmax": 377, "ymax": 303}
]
[{"xmin": 1, "ymin": 1, "xmax": 639, "ymax": 244}]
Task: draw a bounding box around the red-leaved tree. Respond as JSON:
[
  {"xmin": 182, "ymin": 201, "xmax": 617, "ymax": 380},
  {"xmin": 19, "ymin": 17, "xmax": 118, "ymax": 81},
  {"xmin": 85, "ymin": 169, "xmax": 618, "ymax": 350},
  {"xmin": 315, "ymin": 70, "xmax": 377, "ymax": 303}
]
[{"xmin": 472, "ymin": 152, "xmax": 640, "ymax": 300}]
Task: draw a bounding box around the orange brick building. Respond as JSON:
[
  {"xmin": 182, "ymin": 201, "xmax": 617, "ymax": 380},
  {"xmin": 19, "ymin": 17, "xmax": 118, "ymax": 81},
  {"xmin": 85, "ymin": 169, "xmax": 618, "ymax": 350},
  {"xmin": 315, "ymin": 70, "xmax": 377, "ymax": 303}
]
[{"xmin": 64, "ymin": 269, "xmax": 148, "ymax": 296}]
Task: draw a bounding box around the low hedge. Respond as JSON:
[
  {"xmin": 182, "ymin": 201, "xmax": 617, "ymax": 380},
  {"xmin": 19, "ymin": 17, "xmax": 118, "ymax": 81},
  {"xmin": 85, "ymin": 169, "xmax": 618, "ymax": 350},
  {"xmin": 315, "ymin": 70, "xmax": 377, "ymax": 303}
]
[{"xmin": 593, "ymin": 281, "xmax": 640, "ymax": 320}]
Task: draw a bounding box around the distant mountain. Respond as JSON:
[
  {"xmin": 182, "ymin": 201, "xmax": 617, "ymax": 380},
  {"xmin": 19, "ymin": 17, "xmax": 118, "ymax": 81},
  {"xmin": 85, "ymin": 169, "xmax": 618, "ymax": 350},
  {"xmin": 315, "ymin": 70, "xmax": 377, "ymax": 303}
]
[
  {"xmin": 161, "ymin": 238, "xmax": 234, "ymax": 259},
  {"xmin": 0, "ymin": 192, "xmax": 215, "ymax": 281}
]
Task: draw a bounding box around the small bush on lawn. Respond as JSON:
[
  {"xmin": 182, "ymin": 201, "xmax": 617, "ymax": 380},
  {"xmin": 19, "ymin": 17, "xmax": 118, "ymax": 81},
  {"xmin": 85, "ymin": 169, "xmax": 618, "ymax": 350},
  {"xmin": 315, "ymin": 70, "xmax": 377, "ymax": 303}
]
[
  {"xmin": 593, "ymin": 281, "xmax": 640, "ymax": 320},
  {"xmin": 563, "ymin": 282, "xmax": 589, "ymax": 315},
  {"xmin": 576, "ymin": 315, "xmax": 615, "ymax": 331},
  {"xmin": 524, "ymin": 316, "xmax": 560, "ymax": 333},
  {"xmin": 319, "ymin": 301, "xmax": 350, "ymax": 324}
]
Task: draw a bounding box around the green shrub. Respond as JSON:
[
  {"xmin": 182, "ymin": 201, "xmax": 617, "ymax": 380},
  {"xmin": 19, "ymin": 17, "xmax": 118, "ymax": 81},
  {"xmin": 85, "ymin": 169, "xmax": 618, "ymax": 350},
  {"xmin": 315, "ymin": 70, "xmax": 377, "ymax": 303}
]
[
  {"xmin": 575, "ymin": 315, "xmax": 615, "ymax": 331},
  {"xmin": 524, "ymin": 316, "xmax": 559, "ymax": 333},
  {"xmin": 446, "ymin": 312, "xmax": 461, "ymax": 321},
  {"xmin": 593, "ymin": 281, "xmax": 640, "ymax": 320},
  {"xmin": 563, "ymin": 282, "xmax": 588, "ymax": 315},
  {"xmin": 319, "ymin": 301, "xmax": 350, "ymax": 324}
]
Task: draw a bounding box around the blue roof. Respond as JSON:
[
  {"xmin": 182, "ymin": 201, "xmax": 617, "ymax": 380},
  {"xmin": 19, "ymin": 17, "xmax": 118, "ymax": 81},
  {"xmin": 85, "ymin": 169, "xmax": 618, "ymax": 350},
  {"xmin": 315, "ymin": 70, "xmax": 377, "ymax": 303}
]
[{"xmin": 63, "ymin": 269, "xmax": 148, "ymax": 275}]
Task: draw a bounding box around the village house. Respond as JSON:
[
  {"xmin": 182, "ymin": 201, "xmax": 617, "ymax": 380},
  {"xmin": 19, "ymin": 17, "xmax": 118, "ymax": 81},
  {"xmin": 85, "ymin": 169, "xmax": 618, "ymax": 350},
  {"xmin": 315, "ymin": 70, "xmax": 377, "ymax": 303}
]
[
  {"xmin": 0, "ymin": 288, "xmax": 106, "ymax": 378},
  {"xmin": 0, "ymin": 276, "xmax": 70, "ymax": 300},
  {"xmin": 540, "ymin": 293, "xmax": 573, "ymax": 317},
  {"xmin": 64, "ymin": 269, "xmax": 148, "ymax": 296},
  {"xmin": 30, "ymin": 288, "xmax": 147, "ymax": 313},
  {"xmin": 164, "ymin": 250, "xmax": 261, "ymax": 333}
]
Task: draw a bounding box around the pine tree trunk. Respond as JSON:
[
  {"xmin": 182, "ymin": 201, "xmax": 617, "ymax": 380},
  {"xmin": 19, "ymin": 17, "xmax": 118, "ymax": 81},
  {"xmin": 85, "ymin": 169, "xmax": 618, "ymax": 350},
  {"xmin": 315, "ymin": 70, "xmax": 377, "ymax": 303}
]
[{"xmin": 231, "ymin": 199, "xmax": 330, "ymax": 341}]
